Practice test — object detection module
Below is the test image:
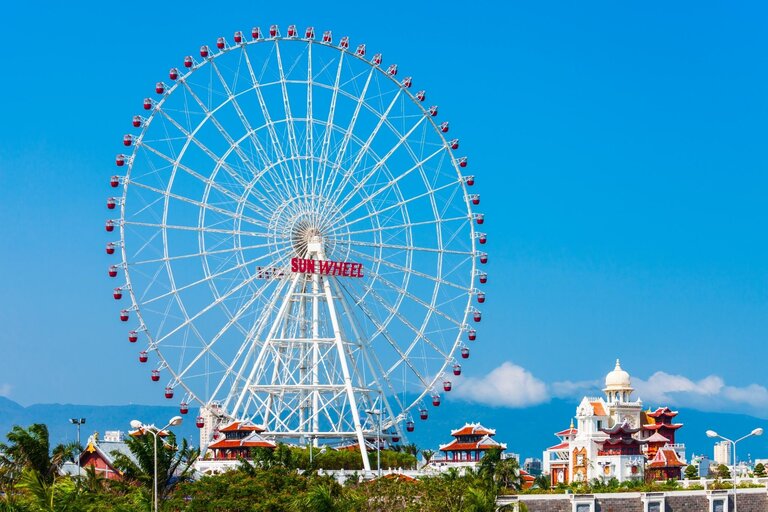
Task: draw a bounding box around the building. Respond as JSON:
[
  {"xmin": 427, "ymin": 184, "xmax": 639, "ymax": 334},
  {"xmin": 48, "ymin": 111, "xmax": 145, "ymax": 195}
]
[
  {"xmin": 77, "ymin": 431, "xmax": 136, "ymax": 480},
  {"xmin": 714, "ymin": 441, "xmax": 731, "ymax": 466},
  {"xmin": 542, "ymin": 360, "xmax": 687, "ymax": 485},
  {"xmin": 206, "ymin": 420, "xmax": 276, "ymax": 461},
  {"xmin": 523, "ymin": 457, "xmax": 543, "ymax": 476},
  {"xmin": 436, "ymin": 423, "xmax": 507, "ymax": 464}
]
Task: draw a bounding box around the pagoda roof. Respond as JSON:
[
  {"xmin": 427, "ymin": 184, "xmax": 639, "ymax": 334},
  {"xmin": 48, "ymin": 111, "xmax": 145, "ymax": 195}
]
[
  {"xmin": 648, "ymin": 448, "xmax": 686, "ymax": 468},
  {"xmin": 547, "ymin": 441, "xmax": 570, "ymax": 451},
  {"xmin": 646, "ymin": 407, "xmax": 679, "ymax": 419},
  {"xmin": 440, "ymin": 435, "xmax": 506, "ymax": 452},
  {"xmin": 646, "ymin": 432, "xmax": 671, "ymax": 444},
  {"xmin": 450, "ymin": 422, "xmax": 496, "ymax": 437},
  {"xmin": 208, "ymin": 431, "xmax": 275, "ymax": 449},
  {"xmin": 643, "ymin": 423, "xmax": 683, "ymax": 431},
  {"xmin": 218, "ymin": 420, "xmax": 265, "ymax": 433},
  {"xmin": 602, "ymin": 438, "xmax": 647, "ymax": 447},
  {"xmin": 601, "ymin": 422, "xmax": 642, "ymax": 436}
]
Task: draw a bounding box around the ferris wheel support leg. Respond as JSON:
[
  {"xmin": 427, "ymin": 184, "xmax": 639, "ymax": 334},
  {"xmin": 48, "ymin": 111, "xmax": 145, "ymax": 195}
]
[
  {"xmin": 311, "ymin": 273, "xmax": 321, "ymax": 446},
  {"xmin": 321, "ymin": 274, "xmax": 371, "ymax": 472}
]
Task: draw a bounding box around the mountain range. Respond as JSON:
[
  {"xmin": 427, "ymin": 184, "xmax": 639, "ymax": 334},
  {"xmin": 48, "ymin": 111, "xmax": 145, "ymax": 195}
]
[{"xmin": 1, "ymin": 395, "xmax": 766, "ymax": 463}]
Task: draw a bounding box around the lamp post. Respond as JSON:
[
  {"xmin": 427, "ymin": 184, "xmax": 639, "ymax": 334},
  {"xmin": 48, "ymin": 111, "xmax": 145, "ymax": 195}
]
[
  {"xmin": 706, "ymin": 427, "xmax": 763, "ymax": 512},
  {"xmin": 365, "ymin": 408, "xmax": 382, "ymax": 478},
  {"xmin": 69, "ymin": 418, "xmax": 86, "ymax": 476},
  {"xmin": 131, "ymin": 416, "xmax": 183, "ymax": 512}
]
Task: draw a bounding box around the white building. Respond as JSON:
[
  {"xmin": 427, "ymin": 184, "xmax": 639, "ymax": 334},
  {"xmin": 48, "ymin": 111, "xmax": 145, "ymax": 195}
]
[{"xmin": 714, "ymin": 441, "xmax": 731, "ymax": 466}]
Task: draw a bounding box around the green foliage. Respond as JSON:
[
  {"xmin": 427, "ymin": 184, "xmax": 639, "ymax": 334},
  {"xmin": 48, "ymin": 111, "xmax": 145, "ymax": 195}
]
[
  {"xmin": 684, "ymin": 464, "xmax": 698, "ymax": 480},
  {"xmin": 716, "ymin": 463, "xmax": 731, "ymax": 480},
  {"xmin": 754, "ymin": 462, "xmax": 766, "ymax": 478},
  {"xmin": 0, "ymin": 424, "xmax": 78, "ymax": 487}
]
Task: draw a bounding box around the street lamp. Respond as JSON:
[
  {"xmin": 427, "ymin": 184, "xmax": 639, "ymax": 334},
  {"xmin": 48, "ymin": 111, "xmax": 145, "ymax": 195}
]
[
  {"xmin": 706, "ymin": 427, "xmax": 763, "ymax": 512},
  {"xmin": 131, "ymin": 416, "xmax": 183, "ymax": 512},
  {"xmin": 365, "ymin": 408, "xmax": 382, "ymax": 478},
  {"xmin": 69, "ymin": 418, "xmax": 86, "ymax": 476}
]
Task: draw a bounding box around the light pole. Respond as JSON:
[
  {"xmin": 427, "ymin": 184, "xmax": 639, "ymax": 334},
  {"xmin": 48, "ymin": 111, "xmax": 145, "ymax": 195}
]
[
  {"xmin": 69, "ymin": 418, "xmax": 86, "ymax": 476},
  {"xmin": 706, "ymin": 427, "xmax": 763, "ymax": 512},
  {"xmin": 365, "ymin": 408, "xmax": 382, "ymax": 477},
  {"xmin": 131, "ymin": 416, "xmax": 183, "ymax": 512}
]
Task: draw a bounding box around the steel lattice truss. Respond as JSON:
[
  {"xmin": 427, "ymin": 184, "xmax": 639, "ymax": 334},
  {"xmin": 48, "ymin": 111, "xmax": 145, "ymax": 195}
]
[{"xmin": 106, "ymin": 25, "xmax": 487, "ymax": 469}]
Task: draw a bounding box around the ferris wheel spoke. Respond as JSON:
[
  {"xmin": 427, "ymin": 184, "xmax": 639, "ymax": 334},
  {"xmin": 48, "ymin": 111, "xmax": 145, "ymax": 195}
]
[
  {"xmin": 345, "ymin": 247, "xmax": 470, "ymax": 293},
  {"xmin": 129, "ymin": 240, "xmax": 280, "ymax": 266},
  {"xmin": 123, "ymin": 220, "xmax": 268, "ymax": 238},
  {"xmin": 340, "ymin": 215, "xmax": 468, "ymax": 238},
  {"xmin": 315, "ymin": 50, "xmax": 345, "ymax": 200},
  {"xmin": 336, "ymin": 239, "xmax": 471, "ymax": 256},
  {"xmin": 325, "ymin": 89, "xmax": 406, "ymax": 208},
  {"xmin": 274, "ymin": 41, "xmax": 303, "ymax": 165},
  {"xmin": 330, "ymin": 178, "xmax": 463, "ymax": 234},
  {"xmin": 319, "ymin": 66, "xmax": 377, "ymax": 201},
  {"xmin": 305, "ymin": 42, "xmax": 315, "ymax": 200}
]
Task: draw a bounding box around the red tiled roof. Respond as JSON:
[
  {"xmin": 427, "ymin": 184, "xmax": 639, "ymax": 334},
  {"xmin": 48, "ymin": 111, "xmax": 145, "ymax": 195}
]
[
  {"xmin": 208, "ymin": 438, "xmax": 275, "ymax": 449},
  {"xmin": 218, "ymin": 421, "xmax": 265, "ymax": 433},
  {"xmin": 450, "ymin": 423, "xmax": 496, "ymax": 437},
  {"xmin": 646, "ymin": 407, "xmax": 679, "ymax": 419},
  {"xmin": 547, "ymin": 441, "xmax": 570, "ymax": 451},
  {"xmin": 643, "ymin": 423, "xmax": 682, "ymax": 431},
  {"xmin": 646, "ymin": 432, "xmax": 670, "ymax": 444},
  {"xmin": 648, "ymin": 448, "xmax": 686, "ymax": 468},
  {"xmin": 555, "ymin": 427, "xmax": 578, "ymax": 436},
  {"xmin": 590, "ymin": 401, "xmax": 607, "ymax": 416}
]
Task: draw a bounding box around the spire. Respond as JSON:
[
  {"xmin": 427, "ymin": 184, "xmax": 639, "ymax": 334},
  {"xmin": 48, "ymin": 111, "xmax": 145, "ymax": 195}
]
[{"xmin": 569, "ymin": 417, "xmax": 574, "ymax": 429}]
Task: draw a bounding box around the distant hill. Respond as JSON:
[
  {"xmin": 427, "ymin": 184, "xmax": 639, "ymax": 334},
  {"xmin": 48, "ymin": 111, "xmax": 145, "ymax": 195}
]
[{"xmin": 1, "ymin": 396, "xmax": 765, "ymax": 463}]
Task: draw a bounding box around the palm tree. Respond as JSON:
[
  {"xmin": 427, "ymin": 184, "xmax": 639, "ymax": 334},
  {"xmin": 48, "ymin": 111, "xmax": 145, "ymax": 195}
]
[
  {"xmin": 16, "ymin": 467, "xmax": 78, "ymax": 512},
  {"xmin": 420, "ymin": 449, "xmax": 435, "ymax": 469},
  {"xmin": 0, "ymin": 424, "xmax": 78, "ymax": 485},
  {"xmin": 110, "ymin": 431, "xmax": 198, "ymax": 502},
  {"xmin": 493, "ymin": 458, "xmax": 523, "ymax": 491}
]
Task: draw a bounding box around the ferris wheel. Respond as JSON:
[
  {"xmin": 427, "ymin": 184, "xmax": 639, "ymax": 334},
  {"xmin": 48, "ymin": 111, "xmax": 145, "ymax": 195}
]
[{"xmin": 106, "ymin": 24, "xmax": 487, "ymax": 469}]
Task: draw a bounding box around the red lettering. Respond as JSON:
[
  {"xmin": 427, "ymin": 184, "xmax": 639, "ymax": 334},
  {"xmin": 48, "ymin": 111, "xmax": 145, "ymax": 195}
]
[
  {"xmin": 356, "ymin": 263, "xmax": 364, "ymax": 278},
  {"xmin": 291, "ymin": 258, "xmax": 299, "ymax": 272},
  {"xmin": 342, "ymin": 262, "xmax": 351, "ymax": 277},
  {"xmin": 306, "ymin": 259, "xmax": 316, "ymax": 274},
  {"xmin": 332, "ymin": 261, "xmax": 343, "ymax": 276},
  {"xmin": 319, "ymin": 260, "xmax": 333, "ymax": 275}
]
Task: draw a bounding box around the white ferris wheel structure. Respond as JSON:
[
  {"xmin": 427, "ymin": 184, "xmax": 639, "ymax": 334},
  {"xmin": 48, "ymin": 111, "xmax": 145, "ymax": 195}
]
[{"xmin": 105, "ymin": 24, "xmax": 487, "ymax": 470}]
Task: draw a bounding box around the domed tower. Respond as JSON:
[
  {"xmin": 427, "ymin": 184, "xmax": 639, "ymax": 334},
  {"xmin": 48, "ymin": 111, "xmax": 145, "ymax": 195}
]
[
  {"xmin": 604, "ymin": 359, "xmax": 633, "ymax": 403},
  {"xmin": 603, "ymin": 359, "xmax": 642, "ymax": 429}
]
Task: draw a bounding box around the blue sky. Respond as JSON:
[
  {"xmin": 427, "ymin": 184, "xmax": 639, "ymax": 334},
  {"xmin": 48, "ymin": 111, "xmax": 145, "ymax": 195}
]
[{"xmin": 0, "ymin": 0, "xmax": 766, "ymax": 436}]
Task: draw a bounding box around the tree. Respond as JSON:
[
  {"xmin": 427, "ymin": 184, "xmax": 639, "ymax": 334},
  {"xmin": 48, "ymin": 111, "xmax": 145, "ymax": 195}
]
[
  {"xmin": 716, "ymin": 464, "xmax": 731, "ymax": 480},
  {"xmin": 110, "ymin": 431, "xmax": 198, "ymax": 503},
  {"xmin": 533, "ymin": 473, "xmax": 551, "ymax": 490},
  {"xmin": 16, "ymin": 467, "xmax": 78, "ymax": 512},
  {"xmin": 754, "ymin": 462, "xmax": 766, "ymax": 478},
  {"xmin": 493, "ymin": 458, "xmax": 523, "ymax": 491},
  {"xmin": 421, "ymin": 449, "xmax": 435, "ymax": 468},
  {"xmin": 0, "ymin": 424, "xmax": 78, "ymax": 486},
  {"xmin": 684, "ymin": 464, "xmax": 699, "ymax": 480}
]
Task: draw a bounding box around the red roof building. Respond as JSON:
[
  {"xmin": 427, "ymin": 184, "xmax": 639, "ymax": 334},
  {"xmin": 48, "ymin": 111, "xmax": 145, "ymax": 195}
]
[
  {"xmin": 642, "ymin": 407, "xmax": 683, "ymax": 445},
  {"xmin": 438, "ymin": 423, "xmax": 507, "ymax": 463},
  {"xmin": 646, "ymin": 446, "xmax": 686, "ymax": 481},
  {"xmin": 207, "ymin": 420, "xmax": 276, "ymax": 460}
]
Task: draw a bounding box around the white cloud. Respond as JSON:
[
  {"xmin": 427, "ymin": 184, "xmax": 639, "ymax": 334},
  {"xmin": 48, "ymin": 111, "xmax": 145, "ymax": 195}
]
[
  {"xmin": 453, "ymin": 362, "xmax": 549, "ymax": 407},
  {"xmin": 453, "ymin": 362, "xmax": 768, "ymax": 418},
  {"xmin": 0, "ymin": 384, "xmax": 11, "ymax": 397}
]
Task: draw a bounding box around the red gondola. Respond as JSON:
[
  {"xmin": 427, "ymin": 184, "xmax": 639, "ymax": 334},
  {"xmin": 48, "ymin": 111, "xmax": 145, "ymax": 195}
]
[
  {"xmin": 458, "ymin": 156, "xmax": 468, "ymax": 168},
  {"xmin": 372, "ymin": 53, "xmax": 382, "ymax": 65},
  {"xmin": 120, "ymin": 309, "xmax": 129, "ymax": 321},
  {"xmin": 392, "ymin": 436, "xmax": 400, "ymax": 443},
  {"xmin": 287, "ymin": 25, "xmax": 297, "ymax": 37},
  {"xmin": 106, "ymin": 242, "xmax": 116, "ymax": 255},
  {"xmin": 453, "ymin": 364, "xmax": 462, "ymax": 376},
  {"xmin": 123, "ymin": 134, "xmax": 133, "ymax": 146},
  {"xmin": 432, "ymin": 395, "xmax": 441, "ymax": 406},
  {"xmin": 200, "ymin": 45, "xmax": 209, "ymax": 58},
  {"xmin": 475, "ymin": 213, "xmax": 484, "ymax": 225},
  {"xmin": 169, "ymin": 67, "xmax": 179, "ymax": 80},
  {"xmin": 151, "ymin": 369, "xmax": 160, "ymax": 382},
  {"xmin": 196, "ymin": 416, "xmax": 205, "ymax": 428},
  {"xmin": 468, "ymin": 329, "xmax": 476, "ymax": 341},
  {"xmin": 402, "ymin": 76, "xmax": 412, "ymax": 88},
  {"xmin": 406, "ymin": 421, "xmax": 415, "ymax": 432},
  {"xmin": 322, "ymin": 31, "xmax": 332, "ymax": 43},
  {"xmin": 416, "ymin": 90, "xmax": 426, "ymax": 102},
  {"xmin": 471, "ymin": 194, "xmax": 480, "ymax": 205},
  {"xmin": 110, "ymin": 174, "xmax": 120, "ymax": 186},
  {"xmin": 305, "ymin": 27, "xmax": 315, "ymax": 39},
  {"xmin": 115, "ymin": 155, "xmax": 125, "ymax": 167},
  {"xmin": 184, "ymin": 56, "xmax": 193, "ymax": 68},
  {"xmin": 105, "ymin": 220, "xmax": 115, "ymax": 232},
  {"xmin": 113, "ymin": 287, "xmax": 122, "ymax": 300},
  {"xmin": 439, "ymin": 122, "xmax": 449, "ymax": 133},
  {"xmin": 234, "ymin": 31, "xmax": 243, "ymax": 43},
  {"xmin": 216, "ymin": 37, "xmax": 225, "ymax": 49},
  {"xmin": 449, "ymin": 139, "xmax": 459, "ymax": 150},
  {"xmin": 132, "ymin": 115, "xmax": 142, "ymax": 127},
  {"xmin": 428, "ymin": 105, "xmax": 438, "ymax": 116},
  {"xmin": 155, "ymin": 82, "xmax": 164, "ymax": 94},
  {"xmin": 465, "ymin": 175, "xmax": 475, "ymax": 186},
  {"xmin": 387, "ymin": 64, "xmax": 398, "ymax": 75},
  {"xmin": 473, "ymin": 311, "xmax": 482, "ymax": 322},
  {"xmin": 143, "ymin": 98, "xmax": 152, "ymax": 110},
  {"xmin": 108, "ymin": 265, "xmax": 118, "ymax": 278},
  {"xmin": 461, "ymin": 347, "xmax": 470, "ymax": 359},
  {"xmin": 478, "ymin": 234, "xmax": 487, "ymax": 245},
  {"xmin": 478, "ymin": 273, "xmax": 487, "ymax": 284},
  {"xmin": 269, "ymin": 25, "xmax": 278, "ymax": 37},
  {"xmin": 252, "ymin": 27, "xmax": 261, "ymax": 39},
  {"xmin": 419, "ymin": 409, "xmax": 428, "ymax": 420},
  {"xmin": 356, "ymin": 44, "xmax": 366, "ymax": 56},
  {"xmin": 128, "ymin": 330, "xmax": 138, "ymax": 343},
  {"xmin": 180, "ymin": 402, "xmax": 189, "ymax": 414},
  {"xmin": 443, "ymin": 381, "xmax": 452, "ymax": 392},
  {"xmin": 139, "ymin": 350, "xmax": 148, "ymax": 363},
  {"xmin": 477, "ymin": 292, "xmax": 486, "ymax": 303},
  {"xmin": 479, "ymin": 253, "xmax": 488, "ymax": 264},
  {"xmin": 165, "ymin": 387, "xmax": 174, "ymax": 399},
  {"xmin": 339, "ymin": 36, "xmax": 349, "ymax": 49},
  {"xmin": 107, "ymin": 198, "xmax": 117, "ymax": 209}
]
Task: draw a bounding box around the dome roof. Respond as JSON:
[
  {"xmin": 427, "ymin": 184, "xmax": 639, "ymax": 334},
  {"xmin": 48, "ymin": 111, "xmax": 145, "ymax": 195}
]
[{"xmin": 604, "ymin": 359, "xmax": 632, "ymax": 390}]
